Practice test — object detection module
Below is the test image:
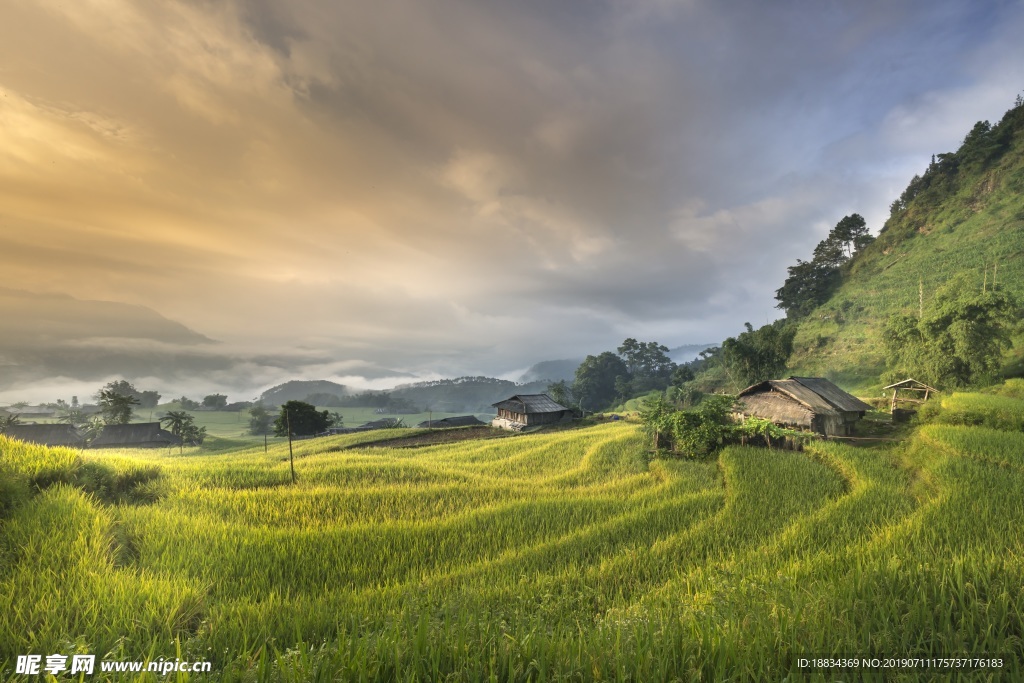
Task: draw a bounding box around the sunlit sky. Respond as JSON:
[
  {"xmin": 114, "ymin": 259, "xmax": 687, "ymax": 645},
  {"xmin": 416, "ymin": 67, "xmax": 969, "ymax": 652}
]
[{"xmin": 2, "ymin": 0, "xmax": 1023, "ymax": 402}]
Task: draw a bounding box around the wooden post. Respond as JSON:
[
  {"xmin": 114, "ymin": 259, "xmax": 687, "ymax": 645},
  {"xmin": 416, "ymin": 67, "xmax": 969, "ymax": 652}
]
[
  {"xmin": 286, "ymin": 409, "xmax": 295, "ymax": 484},
  {"xmin": 890, "ymin": 389, "xmax": 898, "ymax": 414}
]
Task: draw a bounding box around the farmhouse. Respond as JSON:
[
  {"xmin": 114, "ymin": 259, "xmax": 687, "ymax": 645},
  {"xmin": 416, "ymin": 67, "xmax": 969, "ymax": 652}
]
[
  {"xmin": 736, "ymin": 376, "xmax": 872, "ymax": 437},
  {"xmin": 4, "ymin": 423, "xmax": 85, "ymax": 447},
  {"xmin": 90, "ymin": 422, "xmax": 182, "ymax": 448},
  {"xmin": 491, "ymin": 394, "xmax": 572, "ymax": 431}
]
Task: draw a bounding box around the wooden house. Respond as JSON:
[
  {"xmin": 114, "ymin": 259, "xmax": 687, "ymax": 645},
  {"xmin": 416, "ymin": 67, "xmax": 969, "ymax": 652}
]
[
  {"xmin": 491, "ymin": 394, "xmax": 572, "ymax": 430},
  {"xmin": 736, "ymin": 376, "xmax": 872, "ymax": 437},
  {"xmin": 90, "ymin": 422, "xmax": 182, "ymax": 449},
  {"xmin": 4, "ymin": 423, "xmax": 85, "ymax": 447}
]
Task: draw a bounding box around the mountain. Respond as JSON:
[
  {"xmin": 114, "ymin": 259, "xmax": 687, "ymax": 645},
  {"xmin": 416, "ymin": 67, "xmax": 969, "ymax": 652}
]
[
  {"xmin": 668, "ymin": 343, "xmax": 718, "ymax": 363},
  {"xmin": 260, "ymin": 380, "xmax": 348, "ymax": 406},
  {"xmin": 787, "ymin": 98, "xmax": 1024, "ymax": 391},
  {"xmin": 518, "ymin": 359, "xmax": 582, "ymax": 384},
  {"xmin": 391, "ymin": 376, "xmax": 551, "ymax": 413}
]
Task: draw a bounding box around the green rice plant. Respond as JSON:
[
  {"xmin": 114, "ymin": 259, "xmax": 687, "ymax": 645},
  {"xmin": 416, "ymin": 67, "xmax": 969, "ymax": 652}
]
[{"xmin": 937, "ymin": 392, "xmax": 1024, "ymax": 431}]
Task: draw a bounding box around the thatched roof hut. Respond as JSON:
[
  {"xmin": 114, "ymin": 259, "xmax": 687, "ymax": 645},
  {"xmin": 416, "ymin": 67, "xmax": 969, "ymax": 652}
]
[
  {"xmin": 491, "ymin": 394, "xmax": 572, "ymax": 430},
  {"xmin": 90, "ymin": 422, "xmax": 182, "ymax": 448},
  {"xmin": 5, "ymin": 423, "xmax": 85, "ymax": 447},
  {"xmin": 737, "ymin": 377, "xmax": 872, "ymax": 437}
]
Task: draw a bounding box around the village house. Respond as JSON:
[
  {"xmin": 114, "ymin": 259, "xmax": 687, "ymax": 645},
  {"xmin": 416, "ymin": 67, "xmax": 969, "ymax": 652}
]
[
  {"xmin": 4, "ymin": 423, "xmax": 85, "ymax": 447},
  {"xmin": 736, "ymin": 376, "xmax": 872, "ymax": 437},
  {"xmin": 90, "ymin": 422, "xmax": 182, "ymax": 449},
  {"xmin": 491, "ymin": 394, "xmax": 572, "ymax": 431}
]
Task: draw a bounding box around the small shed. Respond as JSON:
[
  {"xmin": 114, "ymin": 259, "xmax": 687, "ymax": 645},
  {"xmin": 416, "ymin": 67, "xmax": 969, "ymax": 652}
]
[
  {"xmin": 491, "ymin": 394, "xmax": 572, "ymax": 431},
  {"xmin": 5, "ymin": 423, "xmax": 85, "ymax": 447},
  {"xmin": 737, "ymin": 377, "xmax": 873, "ymax": 437},
  {"xmin": 90, "ymin": 422, "xmax": 182, "ymax": 449},
  {"xmin": 416, "ymin": 415, "xmax": 487, "ymax": 429},
  {"xmin": 882, "ymin": 378, "xmax": 937, "ymax": 413}
]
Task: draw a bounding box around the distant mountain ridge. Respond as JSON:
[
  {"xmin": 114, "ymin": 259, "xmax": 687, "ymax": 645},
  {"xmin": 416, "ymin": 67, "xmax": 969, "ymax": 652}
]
[{"xmin": 260, "ymin": 380, "xmax": 348, "ymax": 406}]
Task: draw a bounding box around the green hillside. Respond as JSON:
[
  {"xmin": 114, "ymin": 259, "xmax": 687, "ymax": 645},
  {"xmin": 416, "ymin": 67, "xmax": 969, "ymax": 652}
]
[{"xmin": 788, "ymin": 98, "xmax": 1024, "ymax": 392}]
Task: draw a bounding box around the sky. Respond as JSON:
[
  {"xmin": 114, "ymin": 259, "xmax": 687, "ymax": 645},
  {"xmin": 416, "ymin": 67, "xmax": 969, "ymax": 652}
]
[{"xmin": 1, "ymin": 0, "xmax": 1023, "ymax": 403}]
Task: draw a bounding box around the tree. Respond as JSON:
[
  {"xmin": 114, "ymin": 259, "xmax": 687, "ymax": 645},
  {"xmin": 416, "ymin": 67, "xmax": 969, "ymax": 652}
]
[
  {"xmin": 97, "ymin": 389, "xmax": 139, "ymax": 425},
  {"xmin": 775, "ymin": 259, "xmax": 841, "ymax": 318},
  {"xmin": 96, "ymin": 380, "xmax": 160, "ymax": 408},
  {"xmin": 720, "ymin": 320, "xmax": 796, "ymax": 391},
  {"xmin": 273, "ymin": 400, "xmax": 331, "ymax": 437},
  {"xmin": 0, "ymin": 414, "xmax": 21, "ymax": 434},
  {"xmin": 831, "ymin": 214, "xmax": 870, "ymax": 259},
  {"xmin": 639, "ymin": 394, "xmax": 736, "ymax": 458},
  {"xmin": 775, "ymin": 214, "xmax": 873, "ymax": 318},
  {"xmin": 546, "ymin": 380, "xmax": 575, "ymax": 409},
  {"xmin": 161, "ymin": 411, "xmax": 206, "ymax": 447},
  {"xmin": 616, "ymin": 339, "xmax": 677, "ymax": 392},
  {"xmin": 202, "ymin": 394, "xmax": 228, "ymax": 410},
  {"xmin": 883, "ymin": 275, "xmax": 1020, "ymax": 388},
  {"xmin": 248, "ymin": 403, "xmax": 275, "ymax": 436},
  {"xmin": 176, "ymin": 396, "xmax": 200, "ymax": 410},
  {"xmin": 138, "ymin": 391, "xmax": 162, "ymax": 409},
  {"xmin": 56, "ymin": 406, "xmax": 88, "ymax": 427},
  {"xmin": 573, "ymin": 352, "xmax": 630, "ymax": 412},
  {"xmin": 160, "ymin": 411, "xmax": 192, "ymax": 438}
]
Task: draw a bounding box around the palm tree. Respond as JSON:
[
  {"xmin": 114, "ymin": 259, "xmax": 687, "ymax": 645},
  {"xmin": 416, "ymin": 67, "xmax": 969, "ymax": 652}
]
[
  {"xmin": 0, "ymin": 414, "xmax": 21, "ymax": 435},
  {"xmin": 161, "ymin": 411, "xmax": 193, "ymax": 453}
]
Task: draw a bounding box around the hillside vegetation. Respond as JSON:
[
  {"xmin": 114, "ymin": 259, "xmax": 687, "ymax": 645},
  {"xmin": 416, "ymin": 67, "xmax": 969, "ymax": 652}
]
[
  {"xmin": 788, "ymin": 98, "xmax": 1024, "ymax": 391},
  {"xmin": 3, "ymin": 392, "xmax": 1024, "ymax": 679}
]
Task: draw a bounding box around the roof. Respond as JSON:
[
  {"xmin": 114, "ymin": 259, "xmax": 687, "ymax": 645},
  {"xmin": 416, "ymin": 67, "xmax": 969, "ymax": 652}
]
[
  {"xmin": 5, "ymin": 423, "xmax": 84, "ymax": 447},
  {"xmin": 5, "ymin": 405, "xmax": 56, "ymax": 417},
  {"xmin": 416, "ymin": 415, "xmax": 486, "ymax": 428},
  {"xmin": 788, "ymin": 377, "xmax": 873, "ymax": 413},
  {"xmin": 491, "ymin": 394, "xmax": 568, "ymax": 414},
  {"xmin": 738, "ymin": 377, "xmax": 871, "ymax": 415},
  {"xmin": 90, "ymin": 422, "xmax": 182, "ymax": 447},
  {"xmin": 882, "ymin": 378, "xmax": 938, "ymax": 392},
  {"xmin": 736, "ymin": 391, "xmax": 815, "ymax": 428}
]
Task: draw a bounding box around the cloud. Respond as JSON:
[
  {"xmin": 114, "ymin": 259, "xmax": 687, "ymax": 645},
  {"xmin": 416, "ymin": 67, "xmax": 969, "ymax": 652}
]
[{"xmin": 1, "ymin": 0, "xmax": 1022, "ymax": 398}]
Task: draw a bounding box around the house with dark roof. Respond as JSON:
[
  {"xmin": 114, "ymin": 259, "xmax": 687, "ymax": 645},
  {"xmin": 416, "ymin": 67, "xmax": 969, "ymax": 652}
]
[
  {"xmin": 736, "ymin": 377, "xmax": 872, "ymax": 437},
  {"xmin": 416, "ymin": 415, "xmax": 487, "ymax": 429},
  {"xmin": 5, "ymin": 405, "xmax": 57, "ymax": 420},
  {"xmin": 491, "ymin": 394, "xmax": 572, "ymax": 431},
  {"xmin": 90, "ymin": 422, "xmax": 182, "ymax": 449},
  {"xmin": 4, "ymin": 423, "xmax": 85, "ymax": 448}
]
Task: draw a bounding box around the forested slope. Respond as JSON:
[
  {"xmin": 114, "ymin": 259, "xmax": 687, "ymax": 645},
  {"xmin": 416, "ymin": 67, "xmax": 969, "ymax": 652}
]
[{"xmin": 787, "ymin": 98, "xmax": 1024, "ymax": 391}]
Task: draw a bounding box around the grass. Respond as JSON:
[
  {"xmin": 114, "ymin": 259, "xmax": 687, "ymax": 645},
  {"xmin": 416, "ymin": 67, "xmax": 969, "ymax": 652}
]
[{"xmin": 2, "ymin": 395, "xmax": 1024, "ymax": 680}]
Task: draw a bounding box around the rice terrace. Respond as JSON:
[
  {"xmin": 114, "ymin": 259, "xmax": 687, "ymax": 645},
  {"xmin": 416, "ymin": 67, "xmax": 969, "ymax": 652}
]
[
  {"xmin": 3, "ymin": 383, "xmax": 1024, "ymax": 680},
  {"xmin": 5, "ymin": 2, "xmax": 1024, "ymax": 681}
]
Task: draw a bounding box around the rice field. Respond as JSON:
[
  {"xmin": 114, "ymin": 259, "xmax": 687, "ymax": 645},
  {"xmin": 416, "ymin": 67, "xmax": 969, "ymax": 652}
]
[{"xmin": 2, "ymin": 401, "xmax": 1024, "ymax": 680}]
